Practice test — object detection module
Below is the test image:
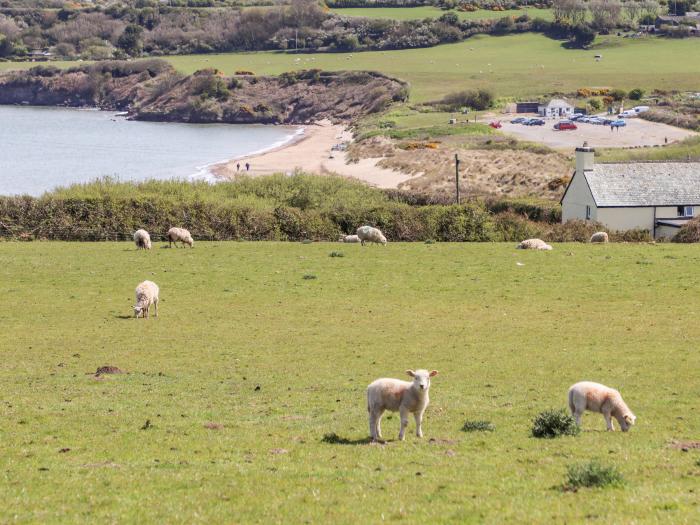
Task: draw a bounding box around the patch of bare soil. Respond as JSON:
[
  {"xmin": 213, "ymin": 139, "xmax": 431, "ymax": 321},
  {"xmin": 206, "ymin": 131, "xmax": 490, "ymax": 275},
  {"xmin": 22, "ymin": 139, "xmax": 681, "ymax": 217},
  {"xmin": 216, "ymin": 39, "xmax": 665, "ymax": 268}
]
[
  {"xmin": 204, "ymin": 422, "xmax": 224, "ymax": 430},
  {"xmin": 670, "ymin": 441, "xmax": 700, "ymax": 450},
  {"xmin": 95, "ymin": 366, "xmax": 124, "ymax": 376}
]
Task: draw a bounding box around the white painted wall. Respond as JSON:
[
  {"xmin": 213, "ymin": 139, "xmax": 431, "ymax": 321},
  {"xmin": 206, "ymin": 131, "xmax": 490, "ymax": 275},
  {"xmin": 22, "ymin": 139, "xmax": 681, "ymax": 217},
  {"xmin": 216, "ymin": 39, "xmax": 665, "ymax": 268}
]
[
  {"xmin": 561, "ymin": 171, "xmax": 596, "ymax": 222},
  {"xmin": 596, "ymin": 207, "xmax": 655, "ymax": 232}
]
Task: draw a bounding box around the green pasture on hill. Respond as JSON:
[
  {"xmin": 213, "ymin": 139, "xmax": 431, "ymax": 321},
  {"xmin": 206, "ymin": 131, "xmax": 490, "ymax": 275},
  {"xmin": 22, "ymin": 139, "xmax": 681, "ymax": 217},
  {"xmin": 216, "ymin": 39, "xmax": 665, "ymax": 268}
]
[
  {"xmin": 0, "ymin": 242, "xmax": 698, "ymax": 522},
  {"xmin": 161, "ymin": 34, "xmax": 700, "ymax": 101},
  {"xmin": 330, "ymin": 6, "xmax": 554, "ymax": 21},
  {"xmin": 1, "ymin": 34, "xmax": 698, "ymax": 101}
]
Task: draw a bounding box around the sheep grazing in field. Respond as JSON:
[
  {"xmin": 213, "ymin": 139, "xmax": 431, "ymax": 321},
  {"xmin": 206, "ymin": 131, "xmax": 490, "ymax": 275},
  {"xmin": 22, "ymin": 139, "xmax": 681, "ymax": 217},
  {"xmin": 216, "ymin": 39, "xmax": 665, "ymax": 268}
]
[
  {"xmin": 367, "ymin": 369, "xmax": 438, "ymax": 441},
  {"xmin": 590, "ymin": 232, "xmax": 609, "ymax": 243},
  {"xmin": 339, "ymin": 234, "xmax": 361, "ymax": 243},
  {"xmin": 133, "ymin": 280, "xmax": 159, "ymax": 319},
  {"xmin": 356, "ymin": 225, "xmax": 387, "ymax": 246},
  {"xmin": 568, "ymin": 381, "xmax": 636, "ymax": 432},
  {"xmin": 167, "ymin": 227, "xmax": 193, "ymax": 248},
  {"xmin": 517, "ymin": 238, "xmax": 552, "ymax": 250},
  {"xmin": 133, "ymin": 229, "xmax": 152, "ymax": 250}
]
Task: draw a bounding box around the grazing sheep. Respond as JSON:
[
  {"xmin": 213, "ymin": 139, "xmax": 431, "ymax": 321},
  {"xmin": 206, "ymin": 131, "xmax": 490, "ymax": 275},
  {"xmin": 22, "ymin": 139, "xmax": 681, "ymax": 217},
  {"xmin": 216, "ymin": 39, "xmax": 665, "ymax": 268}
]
[
  {"xmin": 517, "ymin": 238, "xmax": 552, "ymax": 250},
  {"xmin": 367, "ymin": 369, "xmax": 438, "ymax": 441},
  {"xmin": 568, "ymin": 381, "xmax": 636, "ymax": 432},
  {"xmin": 339, "ymin": 234, "xmax": 361, "ymax": 243},
  {"xmin": 133, "ymin": 229, "xmax": 152, "ymax": 250},
  {"xmin": 167, "ymin": 227, "xmax": 193, "ymax": 248},
  {"xmin": 590, "ymin": 232, "xmax": 609, "ymax": 243},
  {"xmin": 356, "ymin": 225, "xmax": 387, "ymax": 246},
  {"xmin": 133, "ymin": 280, "xmax": 159, "ymax": 319}
]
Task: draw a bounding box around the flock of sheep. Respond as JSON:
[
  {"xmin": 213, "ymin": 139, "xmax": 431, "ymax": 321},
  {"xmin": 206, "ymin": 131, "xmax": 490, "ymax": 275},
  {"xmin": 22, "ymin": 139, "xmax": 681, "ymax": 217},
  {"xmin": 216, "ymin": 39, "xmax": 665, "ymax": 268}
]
[{"xmin": 130, "ymin": 223, "xmax": 632, "ymax": 441}]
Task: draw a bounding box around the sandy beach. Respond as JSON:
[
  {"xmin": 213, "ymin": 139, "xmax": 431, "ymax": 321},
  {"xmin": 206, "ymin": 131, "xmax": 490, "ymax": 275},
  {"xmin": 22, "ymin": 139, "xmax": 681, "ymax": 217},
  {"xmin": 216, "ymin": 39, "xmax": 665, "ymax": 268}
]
[{"xmin": 211, "ymin": 120, "xmax": 413, "ymax": 189}]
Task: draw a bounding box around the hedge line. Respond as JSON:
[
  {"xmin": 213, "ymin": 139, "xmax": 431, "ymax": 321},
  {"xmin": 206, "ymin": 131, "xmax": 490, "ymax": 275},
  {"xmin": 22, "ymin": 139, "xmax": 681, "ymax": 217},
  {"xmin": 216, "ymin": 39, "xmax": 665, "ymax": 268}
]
[{"xmin": 0, "ymin": 195, "xmax": 650, "ymax": 243}]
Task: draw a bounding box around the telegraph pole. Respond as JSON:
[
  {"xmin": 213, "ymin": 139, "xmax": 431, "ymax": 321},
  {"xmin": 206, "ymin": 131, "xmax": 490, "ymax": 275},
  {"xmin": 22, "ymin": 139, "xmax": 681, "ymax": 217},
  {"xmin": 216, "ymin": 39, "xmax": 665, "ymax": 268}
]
[{"xmin": 455, "ymin": 153, "xmax": 461, "ymax": 205}]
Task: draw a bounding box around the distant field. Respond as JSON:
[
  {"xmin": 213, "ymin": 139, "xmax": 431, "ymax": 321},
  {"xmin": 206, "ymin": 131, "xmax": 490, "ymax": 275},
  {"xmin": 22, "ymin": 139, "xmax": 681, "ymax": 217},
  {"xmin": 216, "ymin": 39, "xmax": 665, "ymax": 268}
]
[
  {"xmin": 330, "ymin": 6, "xmax": 554, "ymax": 21},
  {"xmin": 1, "ymin": 242, "xmax": 699, "ymax": 522},
  {"xmin": 1, "ymin": 34, "xmax": 698, "ymax": 101},
  {"xmin": 160, "ymin": 34, "xmax": 700, "ymax": 101}
]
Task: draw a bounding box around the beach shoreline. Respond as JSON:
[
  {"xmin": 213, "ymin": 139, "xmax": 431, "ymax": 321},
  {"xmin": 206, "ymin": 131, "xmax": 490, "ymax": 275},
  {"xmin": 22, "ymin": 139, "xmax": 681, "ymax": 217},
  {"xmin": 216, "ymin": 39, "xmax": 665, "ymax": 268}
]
[{"xmin": 210, "ymin": 120, "xmax": 413, "ymax": 189}]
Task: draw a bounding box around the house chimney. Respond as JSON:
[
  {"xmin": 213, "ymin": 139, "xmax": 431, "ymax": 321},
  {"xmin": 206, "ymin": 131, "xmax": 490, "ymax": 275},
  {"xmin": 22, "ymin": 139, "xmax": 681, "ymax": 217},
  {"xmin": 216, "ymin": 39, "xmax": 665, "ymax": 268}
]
[{"xmin": 575, "ymin": 142, "xmax": 595, "ymax": 174}]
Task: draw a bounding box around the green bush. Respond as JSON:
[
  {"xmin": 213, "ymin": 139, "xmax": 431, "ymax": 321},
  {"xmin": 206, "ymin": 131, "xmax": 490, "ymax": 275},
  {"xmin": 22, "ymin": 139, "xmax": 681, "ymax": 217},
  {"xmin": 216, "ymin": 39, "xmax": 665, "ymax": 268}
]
[
  {"xmin": 628, "ymin": 88, "xmax": 644, "ymax": 101},
  {"xmin": 564, "ymin": 461, "xmax": 624, "ymax": 489},
  {"xmin": 531, "ymin": 409, "xmax": 580, "ymax": 439}
]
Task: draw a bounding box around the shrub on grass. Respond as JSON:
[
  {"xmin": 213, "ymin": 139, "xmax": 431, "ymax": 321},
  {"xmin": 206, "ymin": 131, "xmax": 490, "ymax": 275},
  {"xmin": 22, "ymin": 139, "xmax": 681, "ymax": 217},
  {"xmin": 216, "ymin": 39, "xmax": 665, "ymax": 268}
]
[
  {"xmin": 462, "ymin": 420, "xmax": 495, "ymax": 432},
  {"xmin": 303, "ymin": 274, "xmax": 317, "ymax": 280},
  {"xmin": 564, "ymin": 461, "xmax": 624, "ymax": 489},
  {"xmin": 531, "ymin": 409, "xmax": 579, "ymax": 439},
  {"xmin": 672, "ymin": 216, "xmax": 700, "ymax": 243}
]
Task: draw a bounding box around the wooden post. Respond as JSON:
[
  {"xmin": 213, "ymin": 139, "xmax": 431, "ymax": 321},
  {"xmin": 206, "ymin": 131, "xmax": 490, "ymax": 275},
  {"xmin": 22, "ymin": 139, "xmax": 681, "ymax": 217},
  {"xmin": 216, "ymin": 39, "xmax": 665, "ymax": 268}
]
[{"xmin": 455, "ymin": 153, "xmax": 461, "ymax": 205}]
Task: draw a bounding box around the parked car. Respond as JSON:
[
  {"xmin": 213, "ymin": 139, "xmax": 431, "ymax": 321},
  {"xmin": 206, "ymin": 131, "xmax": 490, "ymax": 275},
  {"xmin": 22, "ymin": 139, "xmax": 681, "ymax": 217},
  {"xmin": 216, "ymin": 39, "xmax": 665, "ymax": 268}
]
[
  {"xmin": 589, "ymin": 117, "xmax": 605, "ymax": 125},
  {"xmin": 570, "ymin": 113, "xmax": 585, "ymax": 121},
  {"xmin": 525, "ymin": 118, "xmax": 545, "ymax": 126},
  {"xmin": 489, "ymin": 121, "xmax": 502, "ymax": 129},
  {"xmin": 554, "ymin": 120, "xmax": 577, "ymax": 130},
  {"xmin": 612, "ymin": 119, "xmax": 626, "ymax": 127},
  {"xmin": 632, "ymin": 106, "xmax": 649, "ymax": 113},
  {"xmin": 618, "ymin": 110, "xmax": 638, "ymax": 118},
  {"xmin": 511, "ymin": 117, "xmax": 526, "ymax": 124}
]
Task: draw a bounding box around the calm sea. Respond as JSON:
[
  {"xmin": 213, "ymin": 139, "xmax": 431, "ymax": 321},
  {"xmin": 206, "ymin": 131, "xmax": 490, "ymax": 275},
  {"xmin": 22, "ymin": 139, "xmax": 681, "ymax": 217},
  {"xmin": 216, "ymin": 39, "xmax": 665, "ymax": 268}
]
[{"xmin": 0, "ymin": 106, "xmax": 300, "ymax": 196}]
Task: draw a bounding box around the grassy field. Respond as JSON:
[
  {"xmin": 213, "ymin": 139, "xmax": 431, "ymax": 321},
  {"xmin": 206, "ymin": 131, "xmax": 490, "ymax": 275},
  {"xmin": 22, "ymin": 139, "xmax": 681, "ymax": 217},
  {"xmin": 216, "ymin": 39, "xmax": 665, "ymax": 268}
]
[
  {"xmin": 1, "ymin": 241, "xmax": 699, "ymax": 523},
  {"xmin": 330, "ymin": 6, "xmax": 554, "ymax": 21},
  {"xmin": 1, "ymin": 34, "xmax": 698, "ymax": 101}
]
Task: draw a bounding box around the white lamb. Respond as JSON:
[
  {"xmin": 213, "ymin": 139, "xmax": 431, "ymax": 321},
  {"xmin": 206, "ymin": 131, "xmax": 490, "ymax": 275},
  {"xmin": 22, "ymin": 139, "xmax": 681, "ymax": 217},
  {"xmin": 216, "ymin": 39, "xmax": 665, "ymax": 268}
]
[
  {"xmin": 167, "ymin": 227, "xmax": 193, "ymax": 248},
  {"xmin": 568, "ymin": 381, "xmax": 636, "ymax": 432},
  {"xmin": 517, "ymin": 238, "xmax": 552, "ymax": 250},
  {"xmin": 133, "ymin": 280, "xmax": 159, "ymax": 318},
  {"xmin": 133, "ymin": 229, "xmax": 152, "ymax": 250},
  {"xmin": 590, "ymin": 232, "xmax": 609, "ymax": 243},
  {"xmin": 339, "ymin": 234, "xmax": 361, "ymax": 243},
  {"xmin": 367, "ymin": 369, "xmax": 438, "ymax": 441},
  {"xmin": 356, "ymin": 225, "xmax": 387, "ymax": 246}
]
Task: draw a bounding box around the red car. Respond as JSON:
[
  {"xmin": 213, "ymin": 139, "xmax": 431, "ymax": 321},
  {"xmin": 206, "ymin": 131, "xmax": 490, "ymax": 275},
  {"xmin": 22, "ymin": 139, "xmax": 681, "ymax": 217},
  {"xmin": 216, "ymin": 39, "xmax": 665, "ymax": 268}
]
[
  {"xmin": 554, "ymin": 120, "xmax": 577, "ymax": 131},
  {"xmin": 489, "ymin": 121, "xmax": 502, "ymax": 129}
]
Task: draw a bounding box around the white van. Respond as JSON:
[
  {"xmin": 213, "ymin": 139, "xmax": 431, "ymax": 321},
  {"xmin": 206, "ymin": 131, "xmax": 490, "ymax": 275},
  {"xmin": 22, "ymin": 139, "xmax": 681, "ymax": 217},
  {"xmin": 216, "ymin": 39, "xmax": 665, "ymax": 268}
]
[{"xmin": 632, "ymin": 106, "xmax": 650, "ymax": 113}]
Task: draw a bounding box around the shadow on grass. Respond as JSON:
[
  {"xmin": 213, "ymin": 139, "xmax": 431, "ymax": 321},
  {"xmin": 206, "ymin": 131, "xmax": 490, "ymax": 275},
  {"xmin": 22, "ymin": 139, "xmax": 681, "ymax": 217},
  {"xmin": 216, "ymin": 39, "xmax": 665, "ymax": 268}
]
[
  {"xmin": 114, "ymin": 315, "xmax": 133, "ymax": 320},
  {"xmin": 321, "ymin": 432, "xmax": 373, "ymax": 445}
]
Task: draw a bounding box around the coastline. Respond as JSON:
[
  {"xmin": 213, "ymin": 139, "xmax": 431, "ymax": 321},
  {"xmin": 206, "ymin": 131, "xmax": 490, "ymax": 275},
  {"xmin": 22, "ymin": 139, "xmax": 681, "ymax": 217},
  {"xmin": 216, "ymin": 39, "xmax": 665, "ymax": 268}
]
[{"xmin": 210, "ymin": 120, "xmax": 414, "ymax": 189}]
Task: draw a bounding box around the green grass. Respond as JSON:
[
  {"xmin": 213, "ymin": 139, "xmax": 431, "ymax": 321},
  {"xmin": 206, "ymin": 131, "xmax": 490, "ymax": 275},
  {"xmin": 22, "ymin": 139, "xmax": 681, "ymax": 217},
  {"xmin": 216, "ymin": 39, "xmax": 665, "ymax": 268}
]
[
  {"xmin": 1, "ymin": 242, "xmax": 699, "ymax": 522},
  {"xmin": 330, "ymin": 6, "xmax": 554, "ymax": 21},
  {"xmin": 597, "ymin": 135, "xmax": 700, "ymax": 163},
  {"xmin": 1, "ymin": 34, "xmax": 698, "ymax": 101}
]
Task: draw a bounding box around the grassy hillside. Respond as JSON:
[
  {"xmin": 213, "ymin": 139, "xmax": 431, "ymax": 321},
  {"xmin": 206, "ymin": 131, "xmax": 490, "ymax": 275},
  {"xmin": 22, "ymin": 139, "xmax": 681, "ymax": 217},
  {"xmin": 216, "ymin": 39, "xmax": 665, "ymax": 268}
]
[
  {"xmin": 1, "ymin": 34, "xmax": 698, "ymax": 101},
  {"xmin": 330, "ymin": 6, "xmax": 555, "ymax": 21},
  {"xmin": 0, "ymin": 242, "xmax": 698, "ymax": 522},
  {"xmin": 160, "ymin": 34, "xmax": 700, "ymax": 101}
]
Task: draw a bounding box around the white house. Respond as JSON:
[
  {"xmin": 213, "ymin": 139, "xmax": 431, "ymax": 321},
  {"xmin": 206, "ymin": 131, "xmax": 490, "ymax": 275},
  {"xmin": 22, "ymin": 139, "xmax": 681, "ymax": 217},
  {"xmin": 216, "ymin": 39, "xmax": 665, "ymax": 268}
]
[
  {"xmin": 538, "ymin": 99, "xmax": 575, "ymax": 118},
  {"xmin": 561, "ymin": 145, "xmax": 700, "ymax": 238}
]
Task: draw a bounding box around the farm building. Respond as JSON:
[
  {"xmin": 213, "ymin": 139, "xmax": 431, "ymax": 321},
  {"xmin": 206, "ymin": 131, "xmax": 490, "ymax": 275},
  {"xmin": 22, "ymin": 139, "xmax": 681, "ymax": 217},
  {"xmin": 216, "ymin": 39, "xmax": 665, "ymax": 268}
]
[
  {"xmin": 561, "ymin": 146, "xmax": 700, "ymax": 238},
  {"xmin": 515, "ymin": 102, "xmax": 539, "ymax": 114},
  {"xmin": 538, "ymin": 99, "xmax": 575, "ymax": 118}
]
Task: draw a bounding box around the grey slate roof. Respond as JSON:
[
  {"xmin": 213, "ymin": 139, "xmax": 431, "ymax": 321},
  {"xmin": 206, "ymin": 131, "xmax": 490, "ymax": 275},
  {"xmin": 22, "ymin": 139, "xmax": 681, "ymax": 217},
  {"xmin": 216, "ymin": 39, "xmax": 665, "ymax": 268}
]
[{"xmin": 585, "ymin": 162, "xmax": 700, "ymax": 207}]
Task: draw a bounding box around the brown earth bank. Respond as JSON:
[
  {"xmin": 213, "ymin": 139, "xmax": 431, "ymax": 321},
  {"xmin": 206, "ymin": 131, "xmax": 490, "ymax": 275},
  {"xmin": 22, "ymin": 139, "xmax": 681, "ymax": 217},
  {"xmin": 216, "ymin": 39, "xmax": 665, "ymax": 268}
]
[{"xmin": 0, "ymin": 60, "xmax": 408, "ymax": 124}]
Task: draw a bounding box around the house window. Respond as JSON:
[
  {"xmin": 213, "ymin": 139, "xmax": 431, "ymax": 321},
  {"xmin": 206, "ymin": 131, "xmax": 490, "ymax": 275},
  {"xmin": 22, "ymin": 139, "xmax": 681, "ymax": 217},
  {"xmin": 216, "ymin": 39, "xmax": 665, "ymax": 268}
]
[
  {"xmin": 677, "ymin": 206, "xmax": 694, "ymax": 217},
  {"xmin": 586, "ymin": 205, "xmax": 591, "ymax": 220}
]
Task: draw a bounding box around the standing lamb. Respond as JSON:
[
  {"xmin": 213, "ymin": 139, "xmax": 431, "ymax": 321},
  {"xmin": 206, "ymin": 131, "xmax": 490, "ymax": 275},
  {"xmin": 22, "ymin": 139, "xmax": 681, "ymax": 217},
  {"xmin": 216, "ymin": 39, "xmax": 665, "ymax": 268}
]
[
  {"xmin": 568, "ymin": 381, "xmax": 636, "ymax": 432},
  {"xmin": 367, "ymin": 369, "xmax": 438, "ymax": 441},
  {"xmin": 590, "ymin": 232, "xmax": 609, "ymax": 243},
  {"xmin": 339, "ymin": 234, "xmax": 361, "ymax": 243},
  {"xmin": 133, "ymin": 280, "xmax": 159, "ymax": 318},
  {"xmin": 517, "ymin": 238, "xmax": 552, "ymax": 250},
  {"xmin": 356, "ymin": 226, "xmax": 387, "ymax": 246},
  {"xmin": 167, "ymin": 227, "xmax": 194, "ymax": 248},
  {"xmin": 133, "ymin": 229, "xmax": 152, "ymax": 250}
]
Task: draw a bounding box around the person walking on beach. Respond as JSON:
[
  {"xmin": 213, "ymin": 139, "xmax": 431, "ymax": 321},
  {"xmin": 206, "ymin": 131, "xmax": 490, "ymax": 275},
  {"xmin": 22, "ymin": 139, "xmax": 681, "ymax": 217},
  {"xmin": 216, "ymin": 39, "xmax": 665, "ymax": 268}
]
[
  {"xmin": 245, "ymin": 162, "xmax": 250, "ymax": 171},
  {"xmin": 236, "ymin": 163, "xmax": 240, "ymax": 171}
]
